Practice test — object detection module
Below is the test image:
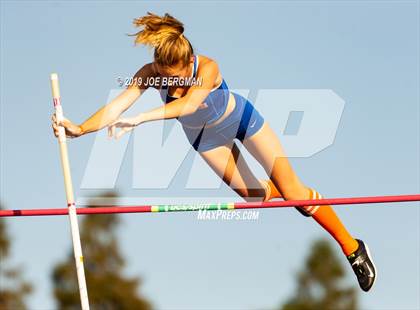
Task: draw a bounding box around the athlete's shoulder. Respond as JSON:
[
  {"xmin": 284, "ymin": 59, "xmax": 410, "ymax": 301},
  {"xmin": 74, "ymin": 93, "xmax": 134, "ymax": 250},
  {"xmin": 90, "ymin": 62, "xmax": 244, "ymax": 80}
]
[
  {"xmin": 196, "ymin": 54, "xmax": 217, "ymax": 66},
  {"xmin": 128, "ymin": 62, "xmax": 158, "ymax": 90},
  {"xmin": 195, "ymin": 55, "xmax": 219, "ymax": 74},
  {"xmin": 136, "ymin": 62, "xmax": 158, "ymax": 77}
]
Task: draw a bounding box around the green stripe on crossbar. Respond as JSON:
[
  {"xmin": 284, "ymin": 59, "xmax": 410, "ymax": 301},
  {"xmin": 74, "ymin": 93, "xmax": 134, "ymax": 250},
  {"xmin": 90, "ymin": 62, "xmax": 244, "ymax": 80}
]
[{"xmin": 151, "ymin": 203, "xmax": 235, "ymax": 212}]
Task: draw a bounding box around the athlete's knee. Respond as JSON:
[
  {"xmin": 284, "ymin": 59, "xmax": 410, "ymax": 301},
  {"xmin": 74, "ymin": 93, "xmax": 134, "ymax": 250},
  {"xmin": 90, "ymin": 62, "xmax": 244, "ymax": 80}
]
[
  {"xmin": 236, "ymin": 179, "xmax": 272, "ymax": 203},
  {"xmin": 295, "ymin": 188, "xmax": 323, "ymax": 217},
  {"xmin": 236, "ymin": 185, "xmax": 265, "ymax": 203}
]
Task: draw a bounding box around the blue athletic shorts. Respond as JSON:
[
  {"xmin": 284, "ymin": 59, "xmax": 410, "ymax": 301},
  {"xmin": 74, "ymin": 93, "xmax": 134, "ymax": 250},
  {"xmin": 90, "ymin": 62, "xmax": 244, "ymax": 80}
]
[{"xmin": 181, "ymin": 92, "xmax": 265, "ymax": 152}]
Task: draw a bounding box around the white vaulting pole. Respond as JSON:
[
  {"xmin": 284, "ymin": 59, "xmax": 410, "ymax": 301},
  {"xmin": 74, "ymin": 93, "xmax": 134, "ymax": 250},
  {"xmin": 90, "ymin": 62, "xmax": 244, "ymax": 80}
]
[{"xmin": 50, "ymin": 73, "xmax": 90, "ymax": 310}]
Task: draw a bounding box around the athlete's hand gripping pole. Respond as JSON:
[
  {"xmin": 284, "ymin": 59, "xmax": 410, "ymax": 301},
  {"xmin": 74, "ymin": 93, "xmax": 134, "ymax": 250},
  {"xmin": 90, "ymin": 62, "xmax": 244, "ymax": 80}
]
[{"xmin": 50, "ymin": 73, "xmax": 90, "ymax": 310}]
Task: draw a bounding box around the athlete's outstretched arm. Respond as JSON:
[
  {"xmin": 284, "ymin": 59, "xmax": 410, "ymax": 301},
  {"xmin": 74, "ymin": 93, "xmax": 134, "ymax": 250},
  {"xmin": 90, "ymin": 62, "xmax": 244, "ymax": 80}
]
[{"xmin": 51, "ymin": 63, "xmax": 154, "ymax": 138}]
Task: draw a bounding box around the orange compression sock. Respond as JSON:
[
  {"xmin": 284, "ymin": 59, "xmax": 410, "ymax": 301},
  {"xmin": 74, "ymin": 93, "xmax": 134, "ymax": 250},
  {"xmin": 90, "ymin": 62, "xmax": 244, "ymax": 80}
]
[
  {"xmin": 264, "ymin": 183, "xmax": 359, "ymax": 256},
  {"xmin": 312, "ymin": 206, "xmax": 359, "ymax": 256},
  {"xmin": 308, "ymin": 189, "xmax": 359, "ymax": 256}
]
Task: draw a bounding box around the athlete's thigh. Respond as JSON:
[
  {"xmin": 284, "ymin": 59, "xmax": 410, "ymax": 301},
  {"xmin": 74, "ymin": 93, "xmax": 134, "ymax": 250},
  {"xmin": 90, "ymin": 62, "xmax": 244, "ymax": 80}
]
[
  {"xmin": 199, "ymin": 142, "xmax": 262, "ymax": 198},
  {"xmin": 242, "ymin": 122, "xmax": 304, "ymax": 192}
]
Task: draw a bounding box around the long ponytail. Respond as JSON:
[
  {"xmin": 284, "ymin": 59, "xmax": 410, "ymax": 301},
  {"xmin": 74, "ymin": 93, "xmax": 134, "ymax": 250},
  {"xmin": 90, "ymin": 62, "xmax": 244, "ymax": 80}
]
[{"xmin": 129, "ymin": 12, "xmax": 193, "ymax": 67}]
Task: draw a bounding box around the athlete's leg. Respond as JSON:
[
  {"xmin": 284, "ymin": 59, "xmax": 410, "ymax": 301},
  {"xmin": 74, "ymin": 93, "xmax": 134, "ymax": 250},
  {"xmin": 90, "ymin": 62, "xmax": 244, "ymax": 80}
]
[
  {"xmin": 199, "ymin": 141, "xmax": 280, "ymax": 202},
  {"xmin": 242, "ymin": 122, "xmax": 359, "ymax": 256}
]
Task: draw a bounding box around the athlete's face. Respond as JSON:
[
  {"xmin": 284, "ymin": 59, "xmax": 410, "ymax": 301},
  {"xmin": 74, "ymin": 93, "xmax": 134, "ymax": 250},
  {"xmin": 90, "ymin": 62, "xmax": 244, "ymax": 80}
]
[{"xmin": 154, "ymin": 57, "xmax": 194, "ymax": 78}]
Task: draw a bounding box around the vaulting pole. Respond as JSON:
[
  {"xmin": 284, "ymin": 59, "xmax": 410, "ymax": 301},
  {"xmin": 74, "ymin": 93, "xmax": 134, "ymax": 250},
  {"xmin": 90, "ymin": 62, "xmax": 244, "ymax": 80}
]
[{"xmin": 50, "ymin": 73, "xmax": 90, "ymax": 310}]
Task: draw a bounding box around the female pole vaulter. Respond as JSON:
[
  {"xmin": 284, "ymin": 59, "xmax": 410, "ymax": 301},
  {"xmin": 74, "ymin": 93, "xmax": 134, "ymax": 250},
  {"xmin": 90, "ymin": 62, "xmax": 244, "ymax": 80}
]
[{"xmin": 52, "ymin": 12, "xmax": 376, "ymax": 292}]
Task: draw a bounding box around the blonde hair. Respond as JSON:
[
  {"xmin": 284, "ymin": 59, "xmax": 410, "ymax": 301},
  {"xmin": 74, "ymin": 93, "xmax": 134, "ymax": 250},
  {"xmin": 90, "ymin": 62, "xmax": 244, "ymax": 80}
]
[{"xmin": 129, "ymin": 12, "xmax": 193, "ymax": 67}]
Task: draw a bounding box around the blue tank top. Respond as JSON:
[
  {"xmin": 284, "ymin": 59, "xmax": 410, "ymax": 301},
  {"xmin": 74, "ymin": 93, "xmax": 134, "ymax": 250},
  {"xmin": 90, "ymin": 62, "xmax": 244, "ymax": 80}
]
[{"xmin": 159, "ymin": 55, "xmax": 230, "ymax": 127}]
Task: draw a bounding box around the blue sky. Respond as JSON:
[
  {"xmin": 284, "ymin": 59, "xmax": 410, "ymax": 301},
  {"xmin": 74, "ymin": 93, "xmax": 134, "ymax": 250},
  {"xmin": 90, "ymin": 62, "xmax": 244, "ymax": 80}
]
[{"xmin": 1, "ymin": 1, "xmax": 419, "ymax": 309}]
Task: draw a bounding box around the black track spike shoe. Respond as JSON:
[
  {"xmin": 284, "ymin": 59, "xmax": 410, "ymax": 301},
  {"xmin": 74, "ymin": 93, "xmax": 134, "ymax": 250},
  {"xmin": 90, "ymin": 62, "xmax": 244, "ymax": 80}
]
[{"xmin": 347, "ymin": 239, "xmax": 377, "ymax": 292}]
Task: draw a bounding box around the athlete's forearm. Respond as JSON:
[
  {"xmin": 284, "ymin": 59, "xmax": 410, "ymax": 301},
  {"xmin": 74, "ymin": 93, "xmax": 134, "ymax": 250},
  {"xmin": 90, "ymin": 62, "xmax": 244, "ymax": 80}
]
[
  {"xmin": 79, "ymin": 105, "xmax": 122, "ymax": 135},
  {"xmin": 79, "ymin": 86, "xmax": 142, "ymax": 135}
]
